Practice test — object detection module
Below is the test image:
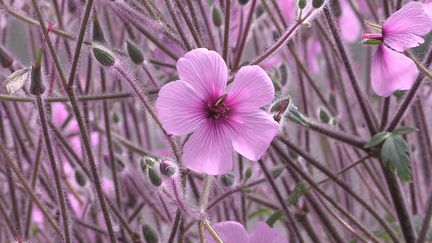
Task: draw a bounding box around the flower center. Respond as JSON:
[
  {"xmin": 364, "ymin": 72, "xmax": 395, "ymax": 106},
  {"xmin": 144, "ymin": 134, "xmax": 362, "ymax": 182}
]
[{"xmin": 207, "ymin": 94, "xmax": 230, "ymax": 120}]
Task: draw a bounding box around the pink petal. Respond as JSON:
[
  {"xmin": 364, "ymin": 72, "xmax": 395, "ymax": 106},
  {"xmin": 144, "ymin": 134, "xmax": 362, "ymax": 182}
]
[
  {"xmin": 177, "ymin": 48, "xmax": 227, "ymax": 100},
  {"xmin": 249, "ymin": 222, "xmax": 287, "ymax": 243},
  {"xmin": 183, "ymin": 121, "xmax": 233, "ymax": 175},
  {"xmin": 52, "ymin": 103, "xmax": 69, "ymax": 127},
  {"xmin": 227, "ymin": 65, "xmax": 275, "ymax": 110},
  {"xmin": 425, "ymin": 1, "xmax": 432, "ymax": 20},
  {"xmin": 339, "ymin": 0, "xmax": 361, "ymax": 43},
  {"xmin": 156, "ymin": 80, "xmax": 206, "ymax": 135},
  {"xmin": 277, "ymin": 0, "xmax": 295, "ymax": 23},
  {"xmin": 371, "ymin": 45, "xmax": 418, "ymax": 97},
  {"xmin": 230, "ymin": 110, "xmax": 279, "ymax": 161},
  {"xmin": 206, "ymin": 221, "xmax": 248, "ymax": 243},
  {"xmin": 383, "ymin": 2, "xmax": 432, "ymax": 51}
]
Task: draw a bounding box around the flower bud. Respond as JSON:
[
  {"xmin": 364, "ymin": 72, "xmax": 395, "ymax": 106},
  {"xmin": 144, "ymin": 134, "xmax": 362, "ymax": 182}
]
[
  {"xmin": 244, "ymin": 167, "xmax": 253, "ymax": 180},
  {"xmin": 298, "ymin": 0, "xmax": 307, "ymax": 9},
  {"xmin": 239, "ymin": 0, "xmax": 249, "ymax": 5},
  {"xmin": 286, "ymin": 103, "xmax": 309, "ymax": 127},
  {"xmin": 212, "ymin": 6, "xmax": 223, "ymax": 27},
  {"xmin": 0, "ymin": 47, "xmax": 13, "ymax": 68},
  {"xmin": 92, "ymin": 12, "xmax": 106, "ymax": 43},
  {"xmin": 142, "ymin": 224, "xmax": 159, "ymax": 243},
  {"xmin": 271, "ymin": 166, "xmax": 285, "ymax": 179},
  {"xmin": 318, "ymin": 107, "xmax": 331, "ymax": 124},
  {"xmin": 92, "ymin": 43, "xmax": 116, "ymax": 67},
  {"xmin": 74, "ymin": 170, "xmax": 87, "ymax": 187},
  {"xmin": 159, "ymin": 160, "xmax": 176, "ymax": 177},
  {"xmin": 312, "ymin": 0, "xmax": 325, "ymax": 8},
  {"xmin": 221, "ymin": 173, "xmax": 235, "ymax": 187},
  {"xmin": 148, "ymin": 167, "xmax": 162, "ymax": 187},
  {"xmin": 127, "ymin": 40, "xmax": 144, "ymax": 64},
  {"xmin": 140, "ymin": 158, "xmax": 148, "ymax": 173},
  {"xmin": 271, "ymin": 97, "xmax": 290, "ymax": 122},
  {"xmin": 30, "ymin": 64, "xmax": 45, "ymax": 95},
  {"xmin": 112, "ymin": 111, "xmax": 121, "ymax": 124},
  {"xmin": 68, "ymin": 0, "xmax": 77, "ymax": 13}
]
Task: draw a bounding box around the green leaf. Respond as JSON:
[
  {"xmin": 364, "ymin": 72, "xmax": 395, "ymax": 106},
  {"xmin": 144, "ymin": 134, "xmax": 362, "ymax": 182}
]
[
  {"xmin": 265, "ymin": 210, "xmax": 282, "ymax": 227},
  {"xmin": 364, "ymin": 132, "xmax": 391, "ymax": 149},
  {"xmin": 380, "ymin": 135, "xmax": 412, "ymax": 182},
  {"xmin": 392, "ymin": 127, "xmax": 419, "ymax": 136},
  {"xmin": 286, "ymin": 182, "xmax": 308, "ymax": 206},
  {"xmin": 248, "ymin": 208, "xmax": 273, "ymax": 219}
]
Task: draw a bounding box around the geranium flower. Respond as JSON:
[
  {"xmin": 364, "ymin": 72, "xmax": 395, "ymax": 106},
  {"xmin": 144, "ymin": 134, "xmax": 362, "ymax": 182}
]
[
  {"xmin": 362, "ymin": 2, "xmax": 432, "ymax": 97},
  {"xmin": 156, "ymin": 48, "xmax": 279, "ymax": 175},
  {"xmin": 205, "ymin": 221, "xmax": 287, "ymax": 243}
]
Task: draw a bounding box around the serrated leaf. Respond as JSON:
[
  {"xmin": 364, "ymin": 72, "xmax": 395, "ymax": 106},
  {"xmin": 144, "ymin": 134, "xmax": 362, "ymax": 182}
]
[
  {"xmin": 380, "ymin": 135, "xmax": 412, "ymax": 182},
  {"xmin": 392, "ymin": 127, "xmax": 419, "ymax": 136},
  {"xmin": 3, "ymin": 68, "xmax": 30, "ymax": 94},
  {"xmin": 248, "ymin": 208, "xmax": 273, "ymax": 219},
  {"xmin": 364, "ymin": 132, "xmax": 391, "ymax": 149},
  {"xmin": 265, "ymin": 210, "xmax": 282, "ymax": 227},
  {"xmin": 286, "ymin": 182, "xmax": 308, "ymax": 206}
]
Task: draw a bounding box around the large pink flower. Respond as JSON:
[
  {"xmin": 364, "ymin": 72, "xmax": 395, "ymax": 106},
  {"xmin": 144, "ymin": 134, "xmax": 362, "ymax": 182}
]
[
  {"xmin": 205, "ymin": 221, "xmax": 287, "ymax": 243},
  {"xmin": 156, "ymin": 48, "xmax": 279, "ymax": 175},
  {"xmin": 364, "ymin": 2, "xmax": 432, "ymax": 97}
]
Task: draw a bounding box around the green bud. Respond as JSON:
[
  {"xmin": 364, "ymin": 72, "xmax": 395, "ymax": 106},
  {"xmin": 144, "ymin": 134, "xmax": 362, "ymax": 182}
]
[
  {"xmin": 331, "ymin": 0, "xmax": 341, "ymax": 17},
  {"xmin": 92, "ymin": 12, "xmax": 106, "ymax": 43},
  {"xmin": 318, "ymin": 107, "xmax": 331, "ymax": 124},
  {"xmin": 212, "ymin": 6, "xmax": 223, "ymax": 27},
  {"xmin": 0, "ymin": 47, "xmax": 13, "ymax": 68},
  {"xmin": 127, "ymin": 40, "xmax": 144, "ymax": 64},
  {"xmin": 312, "ymin": 0, "xmax": 325, "ymax": 8},
  {"xmin": 68, "ymin": 0, "xmax": 77, "ymax": 13},
  {"xmin": 142, "ymin": 224, "xmax": 159, "ymax": 243},
  {"xmin": 144, "ymin": 157, "xmax": 157, "ymax": 167},
  {"xmin": 92, "ymin": 43, "xmax": 116, "ymax": 67},
  {"xmin": 140, "ymin": 158, "xmax": 148, "ymax": 173},
  {"xmin": 271, "ymin": 166, "xmax": 285, "ymax": 179},
  {"xmin": 159, "ymin": 160, "xmax": 176, "ymax": 177},
  {"xmin": 239, "ymin": 0, "xmax": 249, "ymax": 5},
  {"xmin": 30, "ymin": 64, "xmax": 45, "ymax": 95},
  {"xmin": 245, "ymin": 167, "xmax": 253, "ymax": 180},
  {"xmin": 286, "ymin": 103, "xmax": 309, "ymax": 127},
  {"xmin": 221, "ymin": 173, "xmax": 235, "ymax": 187},
  {"xmin": 298, "ymin": 0, "xmax": 307, "ymax": 9},
  {"xmin": 148, "ymin": 167, "xmax": 162, "ymax": 187},
  {"xmin": 74, "ymin": 170, "xmax": 87, "ymax": 187},
  {"xmin": 112, "ymin": 111, "xmax": 121, "ymax": 124}
]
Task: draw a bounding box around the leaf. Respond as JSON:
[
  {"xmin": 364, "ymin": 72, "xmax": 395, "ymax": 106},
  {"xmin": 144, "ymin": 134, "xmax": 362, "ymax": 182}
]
[
  {"xmin": 364, "ymin": 132, "xmax": 391, "ymax": 149},
  {"xmin": 3, "ymin": 68, "xmax": 30, "ymax": 94},
  {"xmin": 380, "ymin": 135, "xmax": 412, "ymax": 182},
  {"xmin": 265, "ymin": 210, "xmax": 282, "ymax": 227},
  {"xmin": 248, "ymin": 208, "xmax": 273, "ymax": 219},
  {"xmin": 392, "ymin": 127, "xmax": 419, "ymax": 136},
  {"xmin": 286, "ymin": 182, "xmax": 308, "ymax": 206}
]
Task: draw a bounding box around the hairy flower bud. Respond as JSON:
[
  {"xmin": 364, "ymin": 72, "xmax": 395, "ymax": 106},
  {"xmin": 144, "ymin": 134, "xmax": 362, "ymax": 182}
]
[
  {"xmin": 271, "ymin": 166, "xmax": 285, "ymax": 179},
  {"xmin": 318, "ymin": 107, "xmax": 331, "ymax": 124},
  {"xmin": 142, "ymin": 224, "xmax": 159, "ymax": 243},
  {"xmin": 298, "ymin": 0, "xmax": 307, "ymax": 9},
  {"xmin": 245, "ymin": 167, "xmax": 253, "ymax": 180},
  {"xmin": 30, "ymin": 64, "xmax": 45, "ymax": 95},
  {"xmin": 92, "ymin": 43, "xmax": 116, "ymax": 67},
  {"xmin": 239, "ymin": 0, "xmax": 249, "ymax": 5},
  {"xmin": 74, "ymin": 170, "xmax": 87, "ymax": 187},
  {"xmin": 127, "ymin": 40, "xmax": 144, "ymax": 64},
  {"xmin": 312, "ymin": 0, "xmax": 325, "ymax": 8},
  {"xmin": 159, "ymin": 160, "xmax": 176, "ymax": 177},
  {"xmin": 148, "ymin": 167, "xmax": 162, "ymax": 187},
  {"xmin": 212, "ymin": 6, "xmax": 223, "ymax": 27},
  {"xmin": 221, "ymin": 173, "xmax": 235, "ymax": 187}
]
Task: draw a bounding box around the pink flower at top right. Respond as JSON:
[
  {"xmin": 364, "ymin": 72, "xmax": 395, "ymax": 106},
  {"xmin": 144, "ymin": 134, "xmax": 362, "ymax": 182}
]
[{"xmin": 362, "ymin": 2, "xmax": 432, "ymax": 97}]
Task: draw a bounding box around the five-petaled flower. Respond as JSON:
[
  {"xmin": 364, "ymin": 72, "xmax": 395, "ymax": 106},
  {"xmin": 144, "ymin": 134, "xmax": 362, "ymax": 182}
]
[
  {"xmin": 205, "ymin": 221, "xmax": 287, "ymax": 243},
  {"xmin": 156, "ymin": 48, "xmax": 279, "ymax": 175},
  {"xmin": 362, "ymin": 2, "xmax": 432, "ymax": 97}
]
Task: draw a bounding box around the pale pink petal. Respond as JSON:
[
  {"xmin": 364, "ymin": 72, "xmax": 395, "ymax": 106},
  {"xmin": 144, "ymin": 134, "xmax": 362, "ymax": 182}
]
[
  {"xmin": 206, "ymin": 221, "xmax": 248, "ymax": 243},
  {"xmin": 371, "ymin": 45, "xmax": 418, "ymax": 97},
  {"xmin": 156, "ymin": 80, "xmax": 206, "ymax": 135},
  {"xmin": 230, "ymin": 110, "xmax": 279, "ymax": 161},
  {"xmin": 177, "ymin": 48, "xmax": 227, "ymax": 100},
  {"xmin": 383, "ymin": 2, "xmax": 432, "ymax": 51},
  {"xmin": 52, "ymin": 103, "xmax": 69, "ymax": 127},
  {"xmin": 227, "ymin": 66, "xmax": 275, "ymax": 110},
  {"xmin": 249, "ymin": 222, "xmax": 287, "ymax": 243},
  {"xmin": 183, "ymin": 121, "xmax": 233, "ymax": 175},
  {"xmin": 340, "ymin": 0, "xmax": 361, "ymax": 42},
  {"xmin": 425, "ymin": 1, "xmax": 432, "ymax": 19}
]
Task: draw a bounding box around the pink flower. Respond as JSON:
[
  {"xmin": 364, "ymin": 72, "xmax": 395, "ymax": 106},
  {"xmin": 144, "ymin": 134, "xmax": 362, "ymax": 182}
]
[
  {"xmin": 156, "ymin": 48, "xmax": 279, "ymax": 175},
  {"xmin": 363, "ymin": 2, "xmax": 432, "ymax": 97},
  {"xmin": 206, "ymin": 221, "xmax": 287, "ymax": 243}
]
